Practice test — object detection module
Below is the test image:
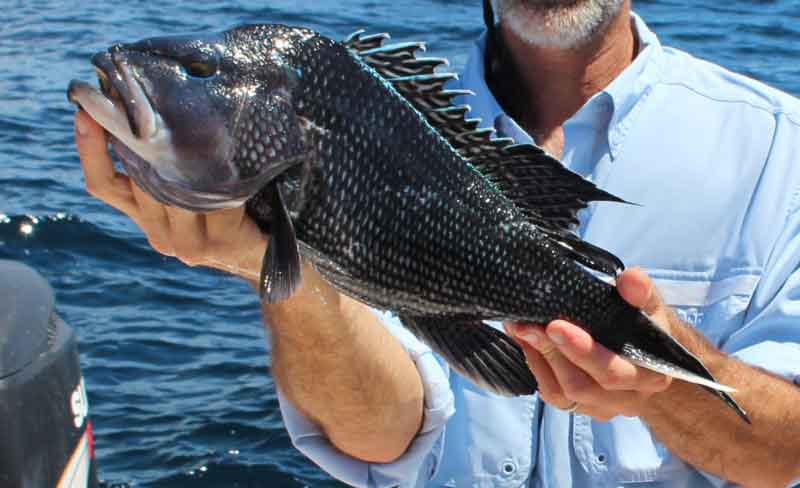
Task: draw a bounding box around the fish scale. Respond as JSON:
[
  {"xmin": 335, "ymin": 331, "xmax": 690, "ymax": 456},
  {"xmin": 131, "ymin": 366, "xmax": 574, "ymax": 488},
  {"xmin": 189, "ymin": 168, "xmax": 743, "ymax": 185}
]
[
  {"xmin": 68, "ymin": 23, "xmax": 749, "ymax": 422},
  {"xmin": 277, "ymin": 35, "xmax": 611, "ymax": 325}
]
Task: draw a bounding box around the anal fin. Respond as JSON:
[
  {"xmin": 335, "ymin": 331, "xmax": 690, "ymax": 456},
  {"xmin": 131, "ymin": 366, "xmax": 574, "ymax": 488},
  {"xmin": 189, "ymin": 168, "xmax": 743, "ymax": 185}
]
[{"xmin": 400, "ymin": 315, "xmax": 537, "ymax": 396}]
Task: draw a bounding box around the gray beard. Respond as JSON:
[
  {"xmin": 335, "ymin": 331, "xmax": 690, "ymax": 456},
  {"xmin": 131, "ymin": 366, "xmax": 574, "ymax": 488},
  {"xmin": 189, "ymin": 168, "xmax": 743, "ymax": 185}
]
[{"xmin": 493, "ymin": 0, "xmax": 626, "ymax": 49}]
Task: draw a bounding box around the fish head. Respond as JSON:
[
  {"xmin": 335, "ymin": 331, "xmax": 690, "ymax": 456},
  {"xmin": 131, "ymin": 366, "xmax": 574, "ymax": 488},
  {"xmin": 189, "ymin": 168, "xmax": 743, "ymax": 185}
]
[{"xmin": 67, "ymin": 26, "xmax": 314, "ymax": 211}]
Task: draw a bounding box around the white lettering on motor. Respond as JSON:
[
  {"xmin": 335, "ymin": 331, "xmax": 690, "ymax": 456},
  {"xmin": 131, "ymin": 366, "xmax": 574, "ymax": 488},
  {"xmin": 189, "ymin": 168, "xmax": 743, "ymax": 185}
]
[{"xmin": 70, "ymin": 377, "xmax": 89, "ymax": 429}]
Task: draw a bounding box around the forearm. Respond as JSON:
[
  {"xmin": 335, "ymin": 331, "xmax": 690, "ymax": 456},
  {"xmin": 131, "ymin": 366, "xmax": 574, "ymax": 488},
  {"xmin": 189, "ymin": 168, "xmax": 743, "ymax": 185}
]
[
  {"xmin": 642, "ymin": 323, "xmax": 800, "ymax": 487},
  {"xmin": 72, "ymin": 112, "xmax": 425, "ymax": 466},
  {"xmin": 258, "ymin": 262, "xmax": 424, "ymax": 463}
]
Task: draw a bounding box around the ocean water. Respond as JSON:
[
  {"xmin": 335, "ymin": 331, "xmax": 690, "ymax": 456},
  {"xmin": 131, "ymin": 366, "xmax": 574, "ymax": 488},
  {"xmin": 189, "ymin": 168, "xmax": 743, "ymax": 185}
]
[{"xmin": 0, "ymin": 1, "xmax": 798, "ymax": 486}]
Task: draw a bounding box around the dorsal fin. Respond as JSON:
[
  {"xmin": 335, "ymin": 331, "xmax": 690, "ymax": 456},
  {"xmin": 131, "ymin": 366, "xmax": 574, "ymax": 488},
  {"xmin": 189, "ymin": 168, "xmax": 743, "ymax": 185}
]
[{"xmin": 343, "ymin": 31, "xmax": 628, "ymax": 275}]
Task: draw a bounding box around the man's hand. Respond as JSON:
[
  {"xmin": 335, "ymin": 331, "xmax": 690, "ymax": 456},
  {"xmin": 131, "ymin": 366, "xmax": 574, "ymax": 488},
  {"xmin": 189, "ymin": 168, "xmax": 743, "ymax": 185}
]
[
  {"xmin": 74, "ymin": 110, "xmax": 266, "ymax": 280},
  {"xmin": 504, "ymin": 267, "xmax": 675, "ymax": 420},
  {"xmin": 508, "ymin": 269, "xmax": 800, "ymax": 486}
]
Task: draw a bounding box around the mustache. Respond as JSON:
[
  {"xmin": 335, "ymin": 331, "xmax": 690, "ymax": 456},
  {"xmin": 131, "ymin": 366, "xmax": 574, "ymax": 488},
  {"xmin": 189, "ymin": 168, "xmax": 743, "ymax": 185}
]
[{"xmin": 494, "ymin": 0, "xmax": 585, "ymax": 13}]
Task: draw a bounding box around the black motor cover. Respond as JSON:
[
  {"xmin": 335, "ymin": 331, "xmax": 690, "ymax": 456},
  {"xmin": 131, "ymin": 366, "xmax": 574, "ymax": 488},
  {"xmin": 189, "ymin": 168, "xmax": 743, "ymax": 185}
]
[{"xmin": 0, "ymin": 260, "xmax": 98, "ymax": 487}]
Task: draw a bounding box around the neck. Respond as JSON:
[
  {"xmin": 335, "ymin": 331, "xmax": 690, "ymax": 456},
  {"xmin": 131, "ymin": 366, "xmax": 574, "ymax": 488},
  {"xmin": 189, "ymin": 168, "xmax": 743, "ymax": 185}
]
[{"xmin": 492, "ymin": 3, "xmax": 636, "ymax": 140}]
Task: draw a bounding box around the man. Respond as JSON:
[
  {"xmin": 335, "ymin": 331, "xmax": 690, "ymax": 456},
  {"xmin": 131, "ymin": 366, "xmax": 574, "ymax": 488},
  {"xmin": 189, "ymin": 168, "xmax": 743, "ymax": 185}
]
[{"xmin": 74, "ymin": 0, "xmax": 800, "ymax": 486}]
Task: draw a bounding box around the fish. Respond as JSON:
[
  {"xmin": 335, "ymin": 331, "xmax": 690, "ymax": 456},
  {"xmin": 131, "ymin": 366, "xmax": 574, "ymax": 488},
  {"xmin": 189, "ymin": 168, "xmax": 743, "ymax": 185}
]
[{"xmin": 67, "ymin": 24, "xmax": 750, "ymax": 423}]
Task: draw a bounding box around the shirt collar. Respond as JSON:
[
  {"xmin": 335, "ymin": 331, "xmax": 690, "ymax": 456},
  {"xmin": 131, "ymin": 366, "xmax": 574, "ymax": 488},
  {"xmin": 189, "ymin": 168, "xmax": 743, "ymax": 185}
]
[{"xmin": 459, "ymin": 11, "xmax": 664, "ymax": 157}]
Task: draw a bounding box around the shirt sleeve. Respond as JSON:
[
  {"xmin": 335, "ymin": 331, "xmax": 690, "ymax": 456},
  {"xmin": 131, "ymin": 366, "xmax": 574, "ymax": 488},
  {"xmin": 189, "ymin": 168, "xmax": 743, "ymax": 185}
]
[
  {"xmin": 721, "ymin": 157, "xmax": 800, "ymax": 384},
  {"xmin": 276, "ymin": 310, "xmax": 455, "ymax": 488},
  {"xmin": 701, "ymin": 118, "xmax": 800, "ymax": 488}
]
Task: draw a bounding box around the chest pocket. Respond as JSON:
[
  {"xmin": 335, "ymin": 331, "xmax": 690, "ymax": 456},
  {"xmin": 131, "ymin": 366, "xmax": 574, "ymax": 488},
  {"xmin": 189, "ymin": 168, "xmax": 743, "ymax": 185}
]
[
  {"xmin": 649, "ymin": 270, "xmax": 760, "ymax": 346},
  {"xmin": 589, "ymin": 270, "xmax": 760, "ymax": 485}
]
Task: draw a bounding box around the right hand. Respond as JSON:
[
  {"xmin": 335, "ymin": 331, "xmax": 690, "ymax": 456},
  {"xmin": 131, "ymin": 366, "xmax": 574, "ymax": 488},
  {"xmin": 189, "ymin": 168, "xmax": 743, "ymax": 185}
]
[{"xmin": 74, "ymin": 110, "xmax": 267, "ymax": 280}]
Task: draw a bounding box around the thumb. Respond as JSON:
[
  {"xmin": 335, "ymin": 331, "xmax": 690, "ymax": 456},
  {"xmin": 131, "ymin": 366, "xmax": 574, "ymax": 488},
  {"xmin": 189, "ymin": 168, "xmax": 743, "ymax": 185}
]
[{"xmin": 617, "ymin": 267, "xmax": 664, "ymax": 316}]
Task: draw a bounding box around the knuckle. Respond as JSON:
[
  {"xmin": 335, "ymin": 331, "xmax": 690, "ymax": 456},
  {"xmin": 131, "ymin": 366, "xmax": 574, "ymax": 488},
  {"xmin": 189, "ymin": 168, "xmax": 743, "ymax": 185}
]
[
  {"xmin": 205, "ymin": 238, "xmax": 232, "ymax": 258},
  {"xmin": 593, "ymin": 413, "xmax": 614, "ymax": 422},
  {"xmin": 643, "ymin": 374, "xmax": 671, "ymax": 392},
  {"xmin": 599, "ymin": 370, "xmax": 625, "ymax": 389},
  {"xmin": 147, "ymin": 237, "xmax": 174, "ymax": 256},
  {"xmin": 179, "ymin": 256, "xmax": 200, "ymax": 267},
  {"xmin": 138, "ymin": 215, "xmax": 166, "ymax": 232},
  {"xmin": 539, "ymin": 391, "xmax": 567, "ymax": 407},
  {"xmin": 619, "ymin": 404, "xmax": 641, "ymax": 418},
  {"xmin": 84, "ymin": 179, "xmax": 104, "ymax": 198},
  {"xmin": 598, "ymin": 368, "xmax": 634, "ymax": 390},
  {"xmin": 174, "ymin": 242, "xmax": 207, "ymax": 267}
]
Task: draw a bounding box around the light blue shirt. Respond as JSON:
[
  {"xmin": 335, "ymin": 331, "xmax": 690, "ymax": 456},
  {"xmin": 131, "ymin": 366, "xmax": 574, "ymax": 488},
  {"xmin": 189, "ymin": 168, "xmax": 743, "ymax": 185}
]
[{"xmin": 277, "ymin": 13, "xmax": 800, "ymax": 488}]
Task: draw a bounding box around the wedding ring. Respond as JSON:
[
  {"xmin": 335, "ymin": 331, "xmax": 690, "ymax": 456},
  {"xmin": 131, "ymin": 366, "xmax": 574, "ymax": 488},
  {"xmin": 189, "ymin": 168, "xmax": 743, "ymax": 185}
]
[{"xmin": 565, "ymin": 401, "xmax": 579, "ymax": 413}]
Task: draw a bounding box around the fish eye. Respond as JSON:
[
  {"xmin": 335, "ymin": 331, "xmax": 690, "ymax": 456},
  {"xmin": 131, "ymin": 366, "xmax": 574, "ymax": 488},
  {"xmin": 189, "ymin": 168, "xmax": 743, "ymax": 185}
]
[{"xmin": 184, "ymin": 61, "xmax": 216, "ymax": 78}]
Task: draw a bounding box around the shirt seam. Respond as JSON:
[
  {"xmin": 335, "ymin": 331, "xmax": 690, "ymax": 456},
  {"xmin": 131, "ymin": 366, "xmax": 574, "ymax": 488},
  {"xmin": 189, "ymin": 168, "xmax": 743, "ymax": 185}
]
[
  {"xmin": 653, "ymin": 79, "xmax": 800, "ymax": 122},
  {"xmin": 647, "ymin": 82, "xmax": 800, "ymax": 218}
]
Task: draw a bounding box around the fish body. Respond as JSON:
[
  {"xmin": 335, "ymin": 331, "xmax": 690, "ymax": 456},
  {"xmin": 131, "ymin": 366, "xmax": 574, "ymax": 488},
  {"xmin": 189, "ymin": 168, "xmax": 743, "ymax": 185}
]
[{"xmin": 67, "ymin": 24, "xmax": 749, "ymax": 422}]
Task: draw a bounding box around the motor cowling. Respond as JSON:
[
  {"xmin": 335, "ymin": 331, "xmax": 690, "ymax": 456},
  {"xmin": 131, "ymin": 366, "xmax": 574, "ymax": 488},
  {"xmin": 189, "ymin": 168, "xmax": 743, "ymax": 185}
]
[{"xmin": 0, "ymin": 260, "xmax": 98, "ymax": 488}]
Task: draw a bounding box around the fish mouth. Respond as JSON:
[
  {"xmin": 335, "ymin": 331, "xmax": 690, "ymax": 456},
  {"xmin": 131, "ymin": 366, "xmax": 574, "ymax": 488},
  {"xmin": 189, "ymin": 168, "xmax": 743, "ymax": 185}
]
[
  {"xmin": 67, "ymin": 50, "xmax": 157, "ymax": 141},
  {"xmin": 102, "ymin": 51, "xmax": 153, "ymax": 139}
]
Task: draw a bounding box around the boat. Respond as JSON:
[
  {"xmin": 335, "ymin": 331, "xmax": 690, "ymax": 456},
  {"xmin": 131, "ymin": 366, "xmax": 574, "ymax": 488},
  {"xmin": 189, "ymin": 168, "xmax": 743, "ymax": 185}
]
[{"xmin": 0, "ymin": 260, "xmax": 99, "ymax": 487}]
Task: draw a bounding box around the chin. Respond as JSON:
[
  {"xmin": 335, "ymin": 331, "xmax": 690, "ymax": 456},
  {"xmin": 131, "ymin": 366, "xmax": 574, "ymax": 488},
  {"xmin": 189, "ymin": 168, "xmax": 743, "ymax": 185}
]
[{"xmin": 495, "ymin": 0, "xmax": 625, "ymax": 49}]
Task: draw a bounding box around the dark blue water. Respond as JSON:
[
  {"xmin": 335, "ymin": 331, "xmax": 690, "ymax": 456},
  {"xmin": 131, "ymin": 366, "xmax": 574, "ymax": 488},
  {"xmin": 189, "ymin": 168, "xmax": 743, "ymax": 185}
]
[{"xmin": 1, "ymin": 1, "xmax": 798, "ymax": 486}]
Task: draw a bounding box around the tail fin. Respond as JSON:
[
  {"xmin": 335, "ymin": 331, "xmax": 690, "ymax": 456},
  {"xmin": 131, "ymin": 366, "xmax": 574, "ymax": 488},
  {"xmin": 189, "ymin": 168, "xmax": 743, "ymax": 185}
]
[{"xmin": 617, "ymin": 310, "xmax": 751, "ymax": 424}]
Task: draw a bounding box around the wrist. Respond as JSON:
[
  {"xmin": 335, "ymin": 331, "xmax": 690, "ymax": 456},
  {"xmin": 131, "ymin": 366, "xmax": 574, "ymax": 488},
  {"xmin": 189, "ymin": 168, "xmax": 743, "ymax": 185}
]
[{"xmin": 262, "ymin": 264, "xmax": 365, "ymax": 340}]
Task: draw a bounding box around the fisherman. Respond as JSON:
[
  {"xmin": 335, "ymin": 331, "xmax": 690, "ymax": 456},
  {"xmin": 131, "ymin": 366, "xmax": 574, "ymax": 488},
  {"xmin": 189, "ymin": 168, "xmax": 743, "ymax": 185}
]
[{"xmin": 74, "ymin": 0, "xmax": 800, "ymax": 486}]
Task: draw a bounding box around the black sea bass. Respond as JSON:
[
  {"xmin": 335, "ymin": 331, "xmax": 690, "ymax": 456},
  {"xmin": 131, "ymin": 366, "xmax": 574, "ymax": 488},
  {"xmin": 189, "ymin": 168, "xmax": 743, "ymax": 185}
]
[{"xmin": 67, "ymin": 25, "xmax": 748, "ymax": 421}]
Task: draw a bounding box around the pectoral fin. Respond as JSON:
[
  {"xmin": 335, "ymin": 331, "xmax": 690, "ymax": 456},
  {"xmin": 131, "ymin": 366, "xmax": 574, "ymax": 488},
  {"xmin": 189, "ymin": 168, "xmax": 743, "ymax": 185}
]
[
  {"xmin": 259, "ymin": 184, "xmax": 302, "ymax": 303},
  {"xmin": 400, "ymin": 315, "xmax": 537, "ymax": 396}
]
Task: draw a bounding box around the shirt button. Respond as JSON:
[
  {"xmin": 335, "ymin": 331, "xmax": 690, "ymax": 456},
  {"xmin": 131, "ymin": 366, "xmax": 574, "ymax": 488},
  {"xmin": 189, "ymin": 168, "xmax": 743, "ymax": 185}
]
[{"xmin": 500, "ymin": 459, "xmax": 517, "ymax": 476}]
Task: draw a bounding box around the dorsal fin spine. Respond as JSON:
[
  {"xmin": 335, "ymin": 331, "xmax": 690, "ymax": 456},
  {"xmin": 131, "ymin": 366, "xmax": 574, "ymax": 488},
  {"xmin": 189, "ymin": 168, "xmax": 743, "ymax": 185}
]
[{"xmin": 342, "ymin": 30, "xmax": 628, "ymax": 277}]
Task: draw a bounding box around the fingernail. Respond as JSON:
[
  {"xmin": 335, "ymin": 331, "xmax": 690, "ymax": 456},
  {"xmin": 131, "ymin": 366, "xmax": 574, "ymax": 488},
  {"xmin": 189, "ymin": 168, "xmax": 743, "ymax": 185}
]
[
  {"xmin": 516, "ymin": 329, "xmax": 542, "ymax": 346},
  {"xmin": 548, "ymin": 329, "xmax": 565, "ymax": 346},
  {"xmin": 75, "ymin": 117, "xmax": 88, "ymax": 137}
]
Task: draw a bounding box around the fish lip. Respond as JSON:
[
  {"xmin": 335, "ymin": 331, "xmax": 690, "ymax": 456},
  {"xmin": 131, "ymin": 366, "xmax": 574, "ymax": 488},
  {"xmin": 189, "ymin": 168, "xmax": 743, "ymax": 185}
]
[
  {"xmin": 66, "ymin": 79, "xmax": 88, "ymax": 109},
  {"xmin": 89, "ymin": 50, "xmax": 155, "ymax": 140}
]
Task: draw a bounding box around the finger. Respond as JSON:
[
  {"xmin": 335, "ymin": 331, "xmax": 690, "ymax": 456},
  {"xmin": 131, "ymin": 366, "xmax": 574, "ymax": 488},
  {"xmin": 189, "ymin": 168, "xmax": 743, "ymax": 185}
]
[
  {"xmin": 617, "ymin": 267, "xmax": 676, "ymax": 336},
  {"xmin": 75, "ymin": 111, "xmax": 138, "ymax": 216},
  {"xmin": 617, "ymin": 267, "xmax": 662, "ymax": 315},
  {"xmin": 510, "ymin": 323, "xmax": 603, "ymax": 406},
  {"xmin": 130, "ymin": 183, "xmax": 173, "ymax": 255},
  {"xmin": 504, "ymin": 323, "xmax": 569, "ymax": 406},
  {"xmin": 164, "ymin": 206, "xmax": 207, "ymax": 266},
  {"xmin": 545, "ymin": 320, "xmax": 650, "ymax": 391},
  {"xmin": 548, "ymin": 320, "xmax": 672, "ymax": 395}
]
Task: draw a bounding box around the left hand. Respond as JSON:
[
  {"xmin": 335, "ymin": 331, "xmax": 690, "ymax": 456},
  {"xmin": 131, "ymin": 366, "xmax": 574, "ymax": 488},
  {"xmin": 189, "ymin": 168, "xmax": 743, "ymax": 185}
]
[
  {"xmin": 504, "ymin": 267, "xmax": 676, "ymax": 421},
  {"xmin": 74, "ymin": 111, "xmax": 267, "ymax": 280}
]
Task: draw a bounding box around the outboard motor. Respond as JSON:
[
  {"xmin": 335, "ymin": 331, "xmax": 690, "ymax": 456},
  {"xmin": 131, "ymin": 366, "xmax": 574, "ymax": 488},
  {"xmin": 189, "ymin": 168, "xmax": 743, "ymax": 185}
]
[{"xmin": 0, "ymin": 260, "xmax": 98, "ymax": 487}]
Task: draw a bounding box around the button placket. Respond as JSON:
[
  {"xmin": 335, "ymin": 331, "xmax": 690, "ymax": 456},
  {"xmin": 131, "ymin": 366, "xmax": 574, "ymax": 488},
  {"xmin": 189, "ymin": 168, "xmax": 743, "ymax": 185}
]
[{"xmin": 573, "ymin": 414, "xmax": 609, "ymax": 475}]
